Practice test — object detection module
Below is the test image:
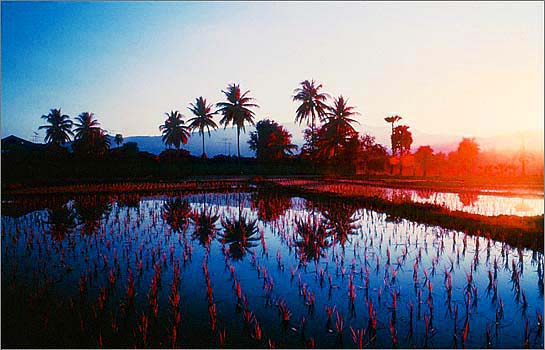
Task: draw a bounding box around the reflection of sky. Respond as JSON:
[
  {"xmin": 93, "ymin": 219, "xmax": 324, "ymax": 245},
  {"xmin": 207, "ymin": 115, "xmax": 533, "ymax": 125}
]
[
  {"xmin": 1, "ymin": 192, "xmax": 543, "ymax": 348},
  {"xmin": 277, "ymin": 179, "xmax": 544, "ymax": 216},
  {"xmin": 411, "ymin": 192, "xmax": 544, "ymax": 216}
]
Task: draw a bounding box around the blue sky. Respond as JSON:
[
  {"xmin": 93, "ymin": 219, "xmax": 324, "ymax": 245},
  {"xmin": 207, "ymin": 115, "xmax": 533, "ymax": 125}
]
[{"xmin": 2, "ymin": 1, "xmax": 543, "ymax": 144}]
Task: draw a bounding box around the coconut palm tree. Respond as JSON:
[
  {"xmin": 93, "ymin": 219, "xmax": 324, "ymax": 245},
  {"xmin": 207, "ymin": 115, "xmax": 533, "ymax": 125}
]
[
  {"xmin": 73, "ymin": 112, "xmax": 110, "ymax": 157},
  {"xmin": 74, "ymin": 112, "xmax": 101, "ymax": 140},
  {"xmin": 384, "ymin": 115, "xmax": 402, "ymax": 156},
  {"xmin": 320, "ymin": 95, "xmax": 359, "ymax": 159},
  {"xmin": 187, "ymin": 96, "xmax": 218, "ymax": 158},
  {"xmin": 293, "ymin": 80, "xmax": 330, "ymax": 156},
  {"xmin": 159, "ymin": 110, "xmax": 190, "ymax": 150},
  {"xmin": 39, "ymin": 108, "xmax": 73, "ymax": 145},
  {"xmin": 216, "ymin": 83, "xmax": 259, "ymax": 163},
  {"xmin": 114, "ymin": 134, "xmax": 124, "ymax": 148}
]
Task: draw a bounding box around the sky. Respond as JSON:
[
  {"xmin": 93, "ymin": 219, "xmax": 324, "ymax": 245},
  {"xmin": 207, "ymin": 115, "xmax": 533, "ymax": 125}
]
[{"xmin": 2, "ymin": 1, "xmax": 544, "ymax": 146}]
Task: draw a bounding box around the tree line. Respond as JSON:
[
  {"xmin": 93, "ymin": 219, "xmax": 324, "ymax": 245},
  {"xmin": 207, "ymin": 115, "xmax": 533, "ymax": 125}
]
[{"xmin": 36, "ymin": 80, "xmax": 537, "ymax": 177}]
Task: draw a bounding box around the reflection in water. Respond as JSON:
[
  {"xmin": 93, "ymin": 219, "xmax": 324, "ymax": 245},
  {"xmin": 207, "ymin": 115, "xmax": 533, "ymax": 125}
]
[
  {"xmin": 295, "ymin": 217, "xmax": 331, "ymax": 263},
  {"xmin": 458, "ymin": 192, "xmax": 479, "ymax": 207},
  {"xmin": 319, "ymin": 201, "xmax": 359, "ymax": 248},
  {"xmin": 1, "ymin": 190, "xmax": 543, "ymax": 349},
  {"xmin": 73, "ymin": 195, "xmax": 112, "ymax": 235},
  {"xmin": 162, "ymin": 197, "xmax": 191, "ymax": 233},
  {"xmin": 191, "ymin": 205, "xmax": 219, "ymax": 248},
  {"xmin": 250, "ymin": 188, "xmax": 293, "ymax": 223},
  {"xmin": 219, "ymin": 213, "xmax": 260, "ymax": 261},
  {"xmin": 44, "ymin": 202, "xmax": 77, "ymax": 241}
]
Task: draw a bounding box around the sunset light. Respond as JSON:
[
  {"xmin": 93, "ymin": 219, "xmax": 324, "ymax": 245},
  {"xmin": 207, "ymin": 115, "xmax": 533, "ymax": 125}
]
[{"xmin": 1, "ymin": 2, "xmax": 543, "ymax": 349}]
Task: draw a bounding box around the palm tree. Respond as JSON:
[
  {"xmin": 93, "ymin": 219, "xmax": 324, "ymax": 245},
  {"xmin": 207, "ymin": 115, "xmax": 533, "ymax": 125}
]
[
  {"xmin": 216, "ymin": 83, "xmax": 259, "ymax": 163},
  {"xmin": 159, "ymin": 110, "xmax": 190, "ymax": 150},
  {"xmin": 73, "ymin": 112, "xmax": 110, "ymax": 157},
  {"xmin": 293, "ymin": 80, "xmax": 330, "ymax": 156},
  {"xmin": 114, "ymin": 134, "xmax": 124, "ymax": 148},
  {"xmin": 187, "ymin": 96, "xmax": 218, "ymax": 158},
  {"xmin": 74, "ymin": 112, "xmax": 101, "ymax": 140},
  {"xmin": 320, "ymin": 95, "xmax": 359, "ymax": 159},
  {"xmin": 39, "ymin": 108, "xmax": 73, "ymax": 145},
  {"xmin": 384, "ymin": 115, "xmax": 402, "ymax": 156}
]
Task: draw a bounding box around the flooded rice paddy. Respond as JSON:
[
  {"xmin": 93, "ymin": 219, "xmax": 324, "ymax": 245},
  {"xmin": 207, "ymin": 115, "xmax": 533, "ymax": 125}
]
[
  {"xmin": 2, "ymin": 189, "xmax": 544, "ymax": 348},
  {"xmin": 273, "ymin": 179, "xmax": 544, "ymax": 217}
]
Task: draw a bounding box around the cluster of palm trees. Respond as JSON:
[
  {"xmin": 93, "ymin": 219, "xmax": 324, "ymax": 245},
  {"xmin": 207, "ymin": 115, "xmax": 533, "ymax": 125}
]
[
  {"xmin": 159, "ymin": 84, "xmax": 257, "ymax": 160},
  {"xmin": 39, "ymin": 108, "xmax": 112, "ymax": 157},
  {"xmin": 159, "ymin": 80, "xmax": 361, "ymax": 163},
  {"xmin": 39, "ymin": 79, "xmax": 363, "ymax": 164}
]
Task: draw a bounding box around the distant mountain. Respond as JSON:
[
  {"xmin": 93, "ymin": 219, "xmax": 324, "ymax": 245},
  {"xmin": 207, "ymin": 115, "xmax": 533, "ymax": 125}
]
[
  {"xmin": 125, "ymin": 127, "xmax": 258, "ymax": 157},
  {"xmin": 123, "ymin": 124, "xmax": 543, "ymax": 157}
]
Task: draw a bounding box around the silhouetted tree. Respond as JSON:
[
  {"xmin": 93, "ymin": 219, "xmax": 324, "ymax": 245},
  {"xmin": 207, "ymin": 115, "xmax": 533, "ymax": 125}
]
[
  {"xmin": 216, "ymin": 84, "xmax": 259, "ymax": 164},
  {"xmin": 319, "ymin": 95, "xmax": 359, "ymax": 160},
  {"xmin": 293, "ymin": 80, "xmax": 330, "ymax": 159},
  {"xmin": 384, "ymin": 115, "xmax": 402, "ymax": 155},
  {"xmin": 392, "ymin": 125, "xmax": 413, "ymax": 175},
  {"xmin": 414, "ymin": 145, "xmax": 434, "ymax": 177},
  {"xmin": 456, "ymin": 137, "xmax": 480, "ymax": 176},
  {"xmin": 73, "ymin": 112, "xmax": 110, "ymax": 158},
  {"xmin": 114, "ymin": 133, "xmax": 124, "ymax": 148},
  {"xmin": 357, "ymin": 134, "xmax": 389, "ymax": 174},
  {"xmin": 248, "ymin": 119, "xmax": 297, "ymax": 160},
  {"xmin": 187, "ymin": 96, "xmax": 218, "ymax": 158},
  {"xmin": 39, "ymin": 108, "xmax": 73, "ymax": 146},
  {"xmin": 159, "ymin": 111, "xmax": 190, "ymax": 150}
]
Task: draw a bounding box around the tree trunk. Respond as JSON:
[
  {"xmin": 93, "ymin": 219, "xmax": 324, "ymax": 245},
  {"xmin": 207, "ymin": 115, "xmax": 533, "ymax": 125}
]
[
  {"xmin": 237, "ymin": 125, "xmax": 241, "ymax": 173},
  {"xmin": 311, "ymin": 109, "xmax": 317, "ymax": 174},
  {"xmin": 202, "ymin": 132, "xmax": 205, "ymax": 158}
]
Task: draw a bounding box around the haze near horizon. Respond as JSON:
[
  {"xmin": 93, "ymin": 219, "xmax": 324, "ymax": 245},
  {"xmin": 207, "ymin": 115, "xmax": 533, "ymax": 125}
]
[{"xmin": 2, "ymin": 1, "xmax": 543, "ymax": 150}]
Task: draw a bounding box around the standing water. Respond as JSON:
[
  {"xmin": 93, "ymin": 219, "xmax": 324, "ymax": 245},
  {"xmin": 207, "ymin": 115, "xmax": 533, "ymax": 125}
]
[{"xmin": 2, "ymin": 190, "xmax": 543, "ymax": 348}]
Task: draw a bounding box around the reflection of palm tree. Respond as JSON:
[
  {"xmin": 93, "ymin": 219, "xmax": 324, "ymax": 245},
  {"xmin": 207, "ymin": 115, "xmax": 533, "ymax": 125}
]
[
  {"xmin": 319, "ymin": 202, "xmax": 358, "ymax": 248},
  {"xmin": 219, "ymin": 213, "xmax": 260, "ymax": 261},
  {"xmin": 39, "ymin": 108, "xmax": 73, "ymax": 146},
  {"xmin": 159, "ymin": 111, "xmax": 191, "ymax": 150},
  {"xmin": 73, "ymin": 196, "xmax": 112, "ymax": 235},
  {"xmin": 44, "ymin": 202, "xmax": 77, "ymax": 241},
  {"xmin": 187, "ymin": 96, "xmax": 218, "ymax": 158},
  {"xmin": 217, "ymin": 84, "xmax": 259, "ymax": 164},
  {"xmin": 458, "ymin": 192, "xmax": 479, "ymax": 207},
  {"xmin": 295, "ymin": 218, "xmax": 331, "ymax": 262},
  {"xmin": 191, "ymin": 206, "xmax": 219, "ymax": 248},
  {"xmin": 250, "ymin": 188, "xmax": 292, "ymax": 222},
  {"xmin": 162, "ymin": 197, "xmax": 192, "ymax": 233}
]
